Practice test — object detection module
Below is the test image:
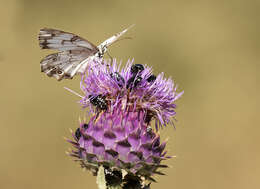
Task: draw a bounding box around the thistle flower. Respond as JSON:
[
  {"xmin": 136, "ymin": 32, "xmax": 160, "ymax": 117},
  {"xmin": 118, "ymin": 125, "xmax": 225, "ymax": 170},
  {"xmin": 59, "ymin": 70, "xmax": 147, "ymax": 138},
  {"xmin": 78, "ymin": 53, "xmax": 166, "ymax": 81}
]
[
  {"xmin": 68, "ymin": 58, "xmax": 183, "ymax": 188},
  {"xmin": 80, "ymin": 58, "xmax": 183, "ymax": 130}
]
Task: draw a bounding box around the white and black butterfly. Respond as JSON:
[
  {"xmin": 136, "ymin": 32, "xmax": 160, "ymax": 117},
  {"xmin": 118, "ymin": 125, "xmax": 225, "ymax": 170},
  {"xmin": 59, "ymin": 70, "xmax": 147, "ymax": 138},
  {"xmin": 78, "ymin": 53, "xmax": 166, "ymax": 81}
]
[{"xmin": 39, "ymin": 25, "xmax": 133, "ymax": 81}]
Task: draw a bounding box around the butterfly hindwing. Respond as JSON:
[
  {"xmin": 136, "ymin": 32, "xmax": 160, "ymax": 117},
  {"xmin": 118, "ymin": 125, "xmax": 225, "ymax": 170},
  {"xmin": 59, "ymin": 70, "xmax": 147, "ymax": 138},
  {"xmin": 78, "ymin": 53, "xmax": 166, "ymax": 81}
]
[{"xmin": 40, "ymin": 50, "xmax": 91, "ymax": 81}]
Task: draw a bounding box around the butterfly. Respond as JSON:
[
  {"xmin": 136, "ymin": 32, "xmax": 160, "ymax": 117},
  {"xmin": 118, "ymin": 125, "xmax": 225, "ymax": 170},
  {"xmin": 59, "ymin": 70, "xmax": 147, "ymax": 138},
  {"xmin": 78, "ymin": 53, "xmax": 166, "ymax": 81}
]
[{"xmin": 39, "ymin": 25, "xmax": 134, "ymax": 81}]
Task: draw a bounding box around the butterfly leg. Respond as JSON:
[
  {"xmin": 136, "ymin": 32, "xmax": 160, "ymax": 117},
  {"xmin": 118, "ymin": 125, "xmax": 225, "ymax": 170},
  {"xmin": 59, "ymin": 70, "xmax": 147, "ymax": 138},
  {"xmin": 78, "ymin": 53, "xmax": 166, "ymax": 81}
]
[{"xmin": 106, "ymin": 50, "xmax": 113, "ymax": 68}]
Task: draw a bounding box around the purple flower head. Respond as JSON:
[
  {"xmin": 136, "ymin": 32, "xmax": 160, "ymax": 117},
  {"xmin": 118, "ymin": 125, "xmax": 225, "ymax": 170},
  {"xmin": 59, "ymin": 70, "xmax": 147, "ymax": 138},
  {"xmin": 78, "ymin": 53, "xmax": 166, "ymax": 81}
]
[
  {"xmin": 68, "ymin": 110, "xmax": 169, "ymax": 182},
  {"xmin": 80, "ymin": 58, "xmax": 183, "ymax": 130},
  {"xmin": 68, "ymin": 58, "xmax": 183, "ymax": 186}
]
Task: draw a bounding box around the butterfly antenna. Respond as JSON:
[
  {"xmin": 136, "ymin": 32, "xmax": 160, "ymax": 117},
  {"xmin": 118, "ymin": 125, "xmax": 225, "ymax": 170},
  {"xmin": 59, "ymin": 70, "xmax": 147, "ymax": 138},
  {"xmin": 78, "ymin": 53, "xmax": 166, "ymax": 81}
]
[
  {"xmin": 110, "ymin": 36, "xmax": 133, "ymax": 46},
  {"xmin": 98, "ymin": 24, "xmax": 135, "ymax": 49}
]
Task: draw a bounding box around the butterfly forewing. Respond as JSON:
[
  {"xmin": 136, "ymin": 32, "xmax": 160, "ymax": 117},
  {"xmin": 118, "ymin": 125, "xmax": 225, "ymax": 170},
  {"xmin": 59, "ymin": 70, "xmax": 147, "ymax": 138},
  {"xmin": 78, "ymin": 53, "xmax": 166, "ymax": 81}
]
[
  {"xmin": 39, "ymin": 28, "xmax": 99, "ymax": 80},
  {"xmin": 39, "ymin": 28, "xmax": 99, "ymax": 52}
]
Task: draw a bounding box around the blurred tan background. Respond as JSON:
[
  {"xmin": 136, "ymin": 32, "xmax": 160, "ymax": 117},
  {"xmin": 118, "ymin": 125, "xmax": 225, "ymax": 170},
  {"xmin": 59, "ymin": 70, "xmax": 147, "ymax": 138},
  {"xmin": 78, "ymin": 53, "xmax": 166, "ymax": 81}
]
[{"xmin": 0, "ymin": 0, "xmax": 259, "ymax": 189}]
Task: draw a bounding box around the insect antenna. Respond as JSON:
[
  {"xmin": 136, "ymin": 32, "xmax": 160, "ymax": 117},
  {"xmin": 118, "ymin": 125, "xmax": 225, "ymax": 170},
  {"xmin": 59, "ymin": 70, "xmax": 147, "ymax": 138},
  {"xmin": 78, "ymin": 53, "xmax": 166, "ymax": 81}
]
[{"xmin": 110, "ymin": 36, "xmax": 133, "ymax": 46}]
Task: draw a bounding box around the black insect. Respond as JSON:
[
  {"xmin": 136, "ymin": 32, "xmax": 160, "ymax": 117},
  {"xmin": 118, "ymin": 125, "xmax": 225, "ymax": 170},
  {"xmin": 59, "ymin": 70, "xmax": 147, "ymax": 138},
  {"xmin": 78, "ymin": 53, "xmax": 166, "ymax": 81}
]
[
  {"xmin": 82, "ymin": 123, "xmax": 89, "ymax": 130},
  {"xmin": 134, "ymin": 76, "xmax": 142, "ymax": 87},
  {"xmin": 110, "ymin": 72, "xmax": 125, "ymax": 87},
  {"xmin": 122, "ymin": 174, "xmax": 142, "ymax": 189},
  {"xmin": 130, "ymin": 64, "xmax": 144, "ymax": 75},
  {"xmin": 144, "ymin": 110, "xmax": 154, "ymax": 124},
  {"xmin": 75, "ymin": 128, "xmax": 81, "ymax": 140},
  {"xmin": 126, "ymin": 77, "xmax": 134, "ymax": 89},
  {"xmin": 147, "ymin": 74, "xmax": 156, "ymax": 83},
  {"xmin": 89, "ymin": 94, "xmax": 108, "ymax": 110},
  {"xmin": 146, "ymin": 126, "xmax": 155, "ymax": 138},
  {"xmin": 146, "ymin": 126, "xmax": 153, "ymax": 133},
  {"xmin": 126, "ymin": 76, "xmax": 142, "ymax": 89},
  {"xmin": 152, "ymin": 137, "xmax": 160, "ymax": 148},
  {"xmin": 104, "ymin": 167, "xmax": 122, "ymax": 186}
]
